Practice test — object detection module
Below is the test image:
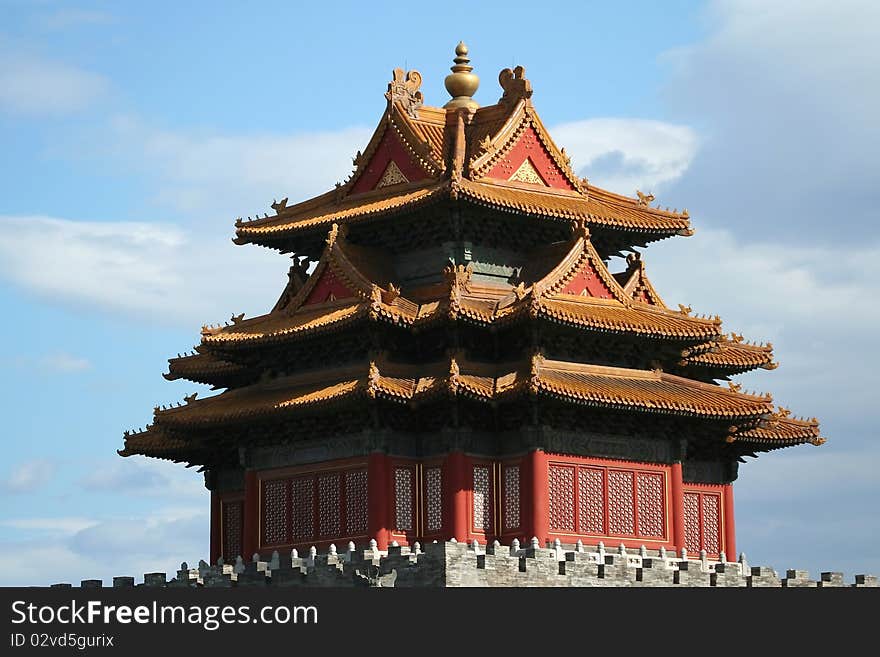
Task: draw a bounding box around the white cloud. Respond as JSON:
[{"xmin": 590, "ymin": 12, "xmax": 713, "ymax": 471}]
[
  {"xmin": 0, "ymin": 51, "xmax": 108, "ymax": 115},
  {"xmin": 0, "ymin": 459, "xmax": 57, "ymax": 494},
  {"xmin": 551, "ymin": 118, "xmax": 698, "ymax": 194}
]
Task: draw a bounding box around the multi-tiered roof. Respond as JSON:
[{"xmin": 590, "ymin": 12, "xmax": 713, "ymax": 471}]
[{"xmin": 120, "ymin": 44, "xmax": 823, "ymax": 467}]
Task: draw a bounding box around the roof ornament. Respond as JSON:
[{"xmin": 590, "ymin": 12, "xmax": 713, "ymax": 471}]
[
  {"xmin": 498, "ymin": 65, "xmax": 532, "ymax": 108},
  {"xmin": 270, "ymin": 198, "xmax": 288, "ymax": 214},
  {"xmin": 677, "ymin": 304, "xmax": 692, "ymax": 316},
  {"xmin": 529, "ymin": 350, "xmax": 545, "ymax": 393},
  {"xmin": 727, "ymin": 381, "xmax": 743, "ymax": 392},
  {"xmin": 448, "ymin": 357, "xmax": 461, "ymax": 393},
  {"xmin": 636, "ymin": 190, "xmax": 655, "ymax": 206},
  {"xmin": 443, "ymin": 42, "xmax": 480, "ymax": 110},
  {"xmin": 366, "ymin": 361, "xmax": 380, "ymax": 398},
  {"xmin": 385, "ymin": 68, "xmax": 423, "ymax": 117},
  {"xmin": 570, "ymin": 218, "xmax": 590, "ymax": 240}
]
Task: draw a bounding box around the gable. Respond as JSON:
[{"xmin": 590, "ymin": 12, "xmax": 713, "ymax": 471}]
[
  {"xmin": 560, "ymin": 258, "xmax": 615, "ymax": 299},
  {"xmin": 486, "ymin": 124, "xmax": 575, "ymax": 191},
  {"xmin": 351, "ymin": 126, "xmax": 430, "ymax": 194},
  {"xmin": 303, "ymin": 268, "xmax": 358, "ymax": 305}
]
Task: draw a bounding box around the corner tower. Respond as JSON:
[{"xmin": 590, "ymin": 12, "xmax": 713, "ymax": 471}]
[{"xmin": 121, "ymin": 44, "xmax": 824, "ymax": 565}]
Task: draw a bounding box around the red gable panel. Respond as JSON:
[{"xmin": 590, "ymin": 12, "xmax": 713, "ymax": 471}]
[
  {"xmin": 561, "ymin": 259, "xmax": 615, "ymax": 299},
  {"xmin": 486, "ymin": 124, "xmax": 575, "ymax": 191},
  {"xmin": 304, "ymin": 269, "xmax": 358, "ymax": 305},
  {"xmin": 351, "ymin": 127, "xmax": 430, "ymax": 194}
]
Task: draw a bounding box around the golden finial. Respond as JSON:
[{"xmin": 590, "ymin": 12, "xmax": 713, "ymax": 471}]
[{"xmin": 444, "ymin": 41, "xmax": 480, "ymax": 110}]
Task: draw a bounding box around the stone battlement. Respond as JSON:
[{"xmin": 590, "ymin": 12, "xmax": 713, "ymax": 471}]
[{"xmin": 53, "ymin": 539, "xmax": 878, "ymax": 588}]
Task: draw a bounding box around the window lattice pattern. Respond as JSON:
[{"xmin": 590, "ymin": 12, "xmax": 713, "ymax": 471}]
[
  {"xmin": 318, "ymin": 473, "xmax": 340, "ymax": 537},
  {"xmin": 222, "ymin": 501, "xmax": 242, "ymax": 561},
  {"xmin": 394, "ymin": 468, "xmax": 413, "ymax": 531},
  {"xmin": 683, "ymin": 492, "xmax": 701, "ymax": 553},
  {"xmin": 608, "ymin": 470, "xmax": 635, "ymax": 535},
  {"xmin": 636, "ymin": 473, "xmax": 664, "ymax": 538},
  {"xmin": 503, "ymin": 466, "xmax": 520, "ymax": 530},
  {"xmin": 425, "ymin": 467, "xmax": 443, "ymax": 532},
  {"xmin": 262, "ymin": 479, "xmax": 288, "ymax": 545},
  {"xmin": 472, "ymin": 465, "xmax": 492, "ymax": 532},
  {"xmin": 345, "ymin": 470, "xmax": 368, "ymax": 535},
  {"xmin": 549, "ymin": 465, "xmax": 575, "ymax": 531},
  {"xmin": 291, "ymin": 477, "xmax": 314, "ymax": 541},
  {"xmin": 578, "ymin": 468, "xmax": 605, "ymax": 534},
  {"xmin": 702, "ymin": 494, "xmax": 721, "ymax": 554}
]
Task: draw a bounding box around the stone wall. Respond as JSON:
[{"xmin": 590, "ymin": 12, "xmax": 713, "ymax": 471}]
[{"xmin": 53, "ymin": 539, "xmax": 877, "ymax": 588}]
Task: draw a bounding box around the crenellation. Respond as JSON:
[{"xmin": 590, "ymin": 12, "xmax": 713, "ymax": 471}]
[{"xmin": 48, "ymin": 542, "xmax": 876, "ymax": 588}]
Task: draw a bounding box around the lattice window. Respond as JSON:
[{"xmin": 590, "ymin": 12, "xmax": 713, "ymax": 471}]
[
  {"xmin": 549, "ymin": 465, "xmax": 575, "ymax": 532},
  {"xmin": 683, "ymin": 492, "xmax": 701, "ymax": 553},
  {"xmin": 262, "ymin": 479, "xmax": 288, "ymax": 546},
  {"xmin": 608, "ymin": 470, "xmax": 635, "ymax": 535},
  {"xmin": 578, "ymin": 467, "xmax": 605, "ymax": 534},
  {"xmin": 222, "ymin": 500, "xmax": 242, "ymax": 561},
  {"xmin": 394, "ymin": 467, "xmax": 413, "ymax": 532},
  {"xmin": 425, "ymin": 467, "xmax": 443, "ymax": 533},
  {"xmin": 318, "ymin": 473, "xmax": 340, "ymax": 537},
  {"xmin": 503, "ymin": 465, "xmax": 520, "ymax": 530},
  {"xmin": 472, "ymin": 465, "xmax": 493, "ymax": 532},
  {"xmin": 291, "ymin": 476, "xmax": 314, "ymax": 541},
  {"xmin": 345, "ymin": 469, "xmax": 368, "ymax": 535},
  {"xmin": 636, "ymin": 472, "xmax": 664, "ymax": 538},
  {"xmin": 702, "ymin": 494, "xmax": 721, "ymax": 554}
]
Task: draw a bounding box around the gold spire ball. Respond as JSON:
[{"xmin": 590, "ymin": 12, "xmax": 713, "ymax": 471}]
[{"xmin": 443, "ymin": 41, "xmax": 480, "ymax": 110}]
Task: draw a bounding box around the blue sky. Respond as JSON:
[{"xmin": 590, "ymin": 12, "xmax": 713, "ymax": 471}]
[{"xmin": 1, "ymin": 0, "xmax": 878, "ymax": 585}]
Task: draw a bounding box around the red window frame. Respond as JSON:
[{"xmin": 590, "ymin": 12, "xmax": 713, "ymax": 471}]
[
  {"xmin": 682, "ymin": 483, "xmax": 725, "ymax": 557},
  {"xmin": 547, "ymin": 455, "xmax": 671, "ymax": 547},
  {"xmin": 257, "ymin": 458, "xmax": 368, "ymax": 551}
]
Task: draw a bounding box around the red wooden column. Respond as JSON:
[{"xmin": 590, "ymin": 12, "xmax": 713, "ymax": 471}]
[
  {"xmin": 671, "ymin": 462, "xmax": 686, "ymax": 551},
  {"xmin": 368, "ymin": 452, "xmax": 391, "ymax": 550},
  {"xmin": 445, "ymin": 451, "xmax": 469, "ymax": 542},
  {"xmin": 723, "ymin": 483, "xmax": 736, "ymax": 558},
  {"xmin": 209, "ymin": 491, "xmax": 221, "ymax": 565},
  {"xmin": 526, "ymin": 449, "xmax": 549, "ymax": 546},
  {"xmin": 242, "ymin": 470, "xmax": 259, "ymax": 559}
]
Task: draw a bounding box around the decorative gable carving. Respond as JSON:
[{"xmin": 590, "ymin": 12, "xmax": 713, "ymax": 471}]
[
  {"xmin": 509, "ymin": 158, "xmax": 546, "ymax": 185},
  {"xmin": 486, "ymin": 124, "xmax": 574, "ymax": 191},
  {"xmin": 560, "ymin": 258, "xmax": 615, "ymax": 299},
  {"xmin": 350, "ymin": 125, "xmax": 430, "ymax": 194},
  {"xmin": 376, "ymin": 160, "xmax": 409, "ymax": 188},
  {"xmin": 303, "ymin": 268, "xmax": 358, "ymax": 306}
]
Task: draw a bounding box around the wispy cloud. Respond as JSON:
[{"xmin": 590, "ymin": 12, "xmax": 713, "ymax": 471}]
[
  {"xmin": 80, "ymin": 458, "xmax": 205, "ymax": 499},
  {"xmin": 0, "ymin": 215, "xmax": 288, "ymax": 326},
  {"xmin": 1, "ymin": 517, "xmax": 99, "ymax": 534},
  {"xmin": 38, "ymin": 351, "xmax": 92, "ymax": 373},
  {"xmin": 0, "ymin": 509, "xmax": 208, "ymax": 586},
  {"xmin": 39, "ymin": 9, "xmax": 115, "ymax": 31},
  {"xmin": 660, "ymin": 0, "xmax": 880, "ymax": 242},
  {"xmin": 0, "ymin": 50, "xmax": 108, "ymax": 116},
  {"xmin": 102, "ymin": 116, "xmax": 372, "ymax": 219},
  {"xmin": 0, "ymin": 459, "xmax": 57, "ymax": 494}
]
